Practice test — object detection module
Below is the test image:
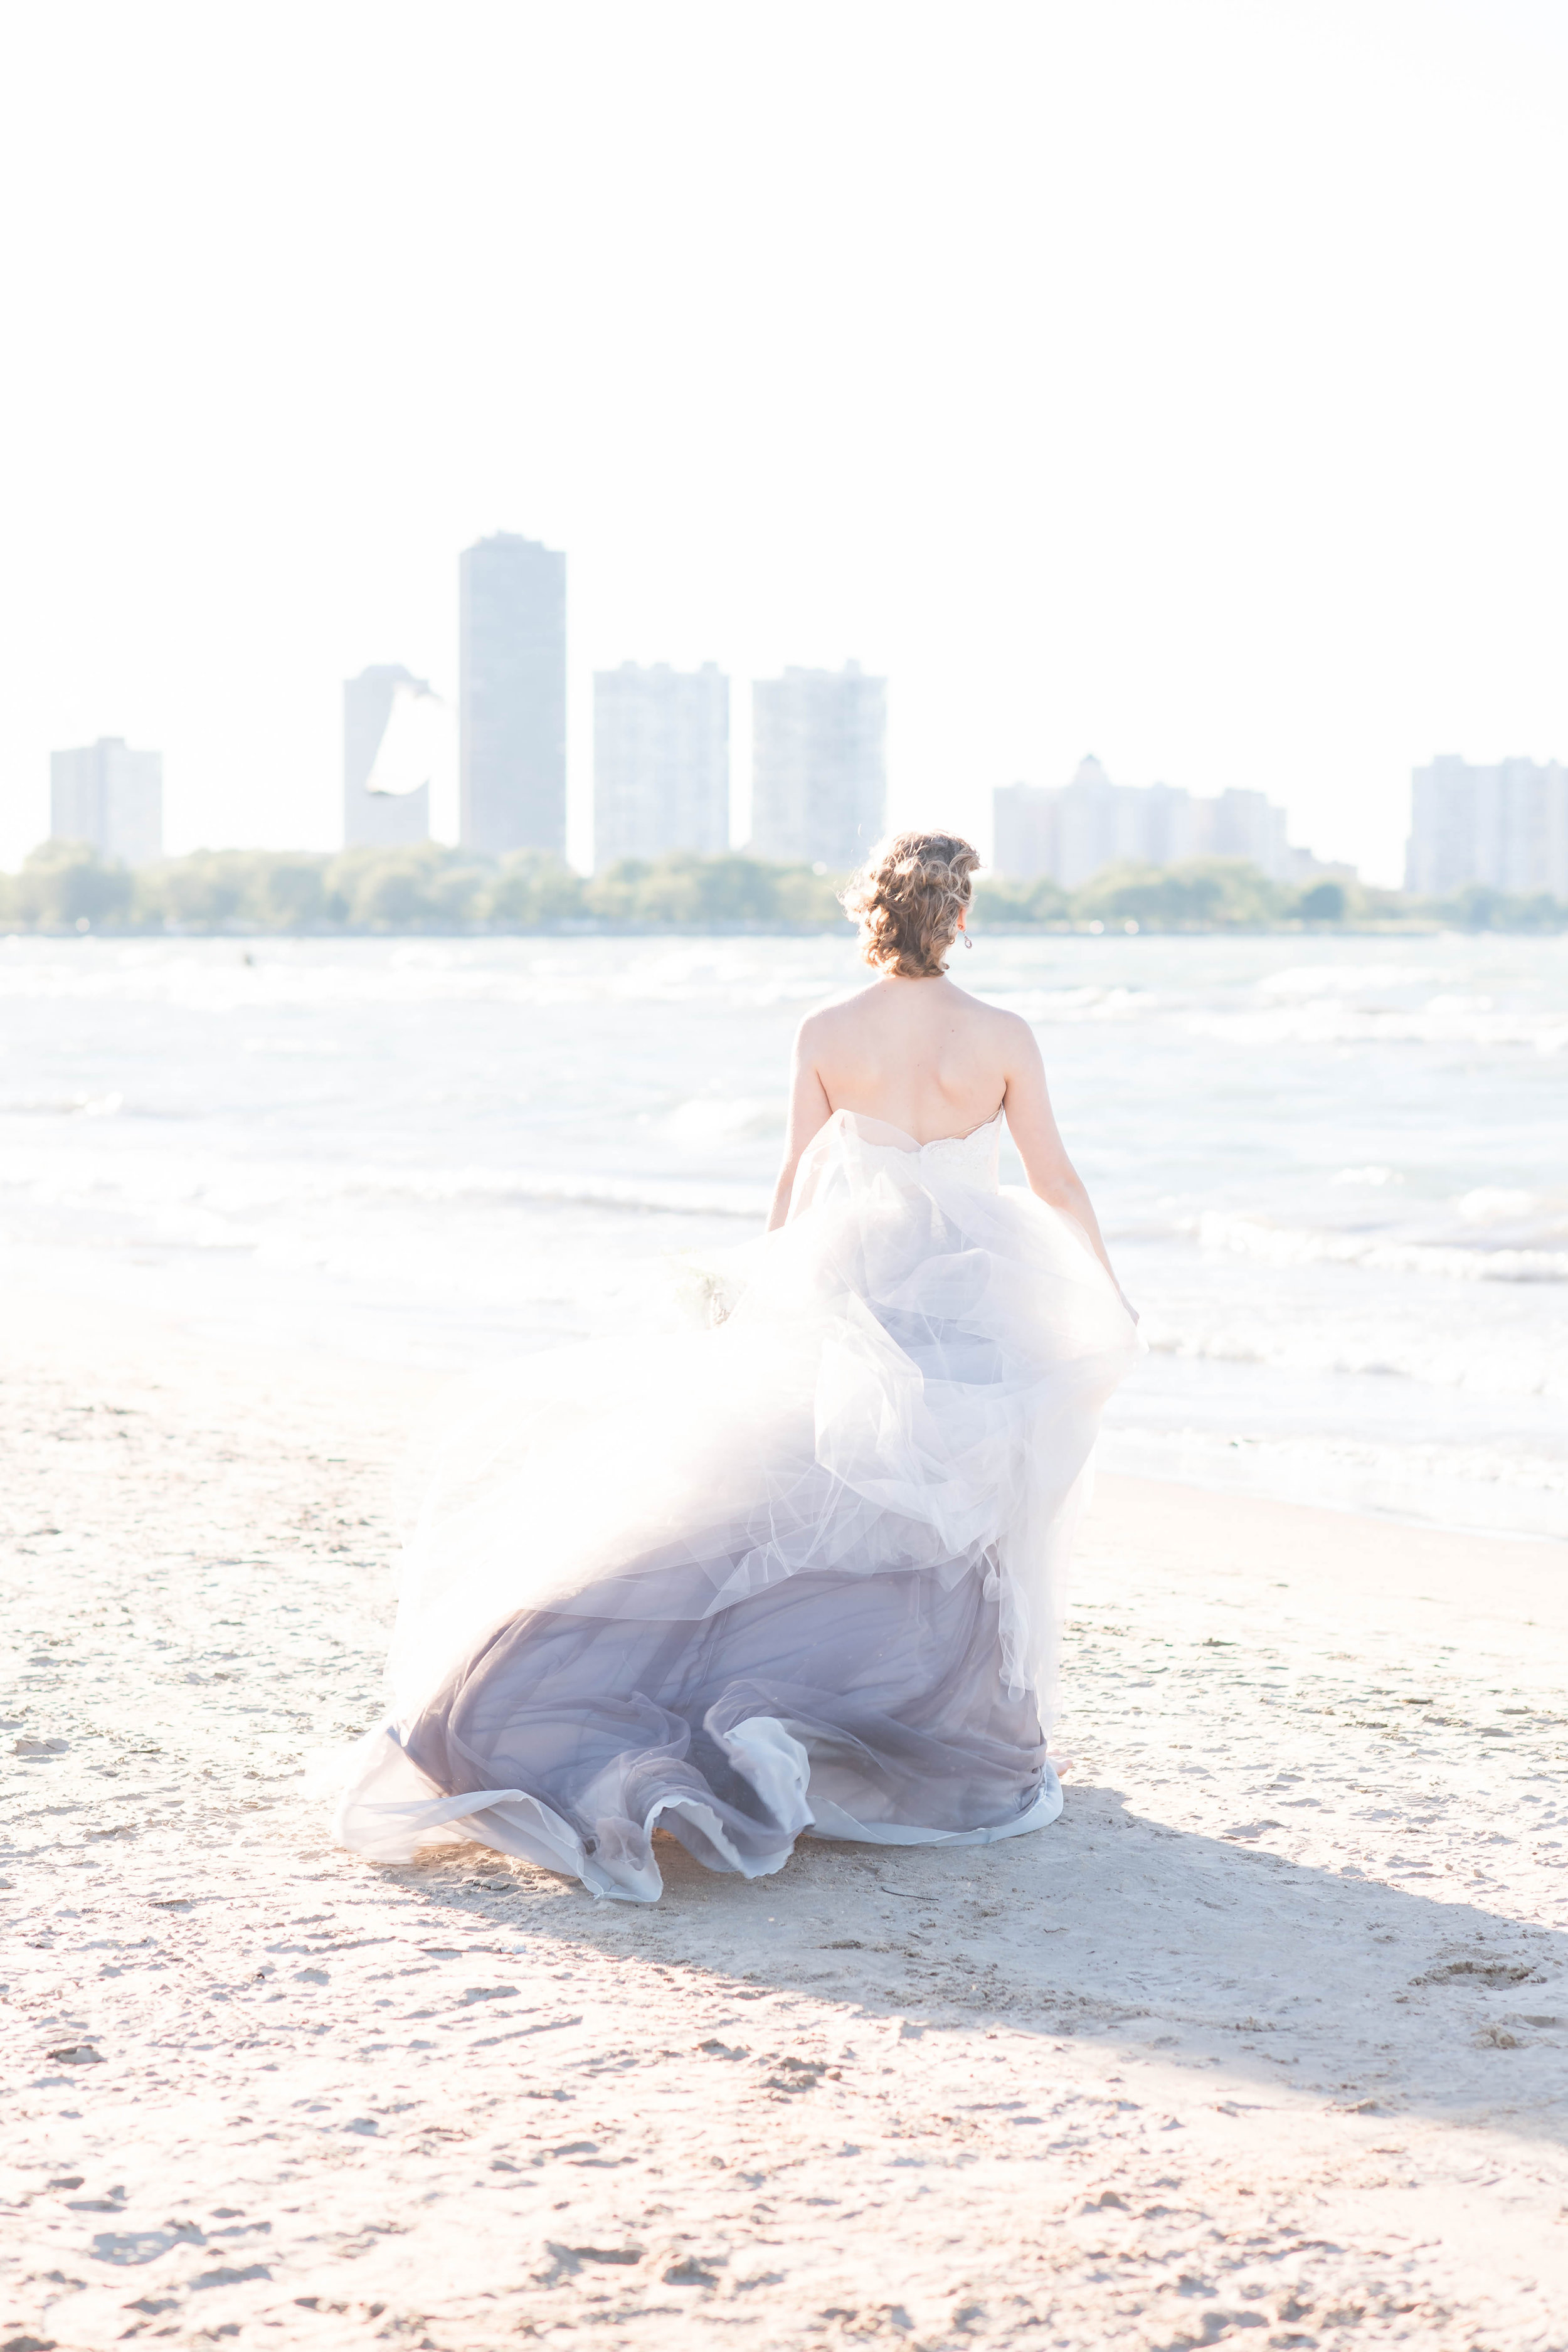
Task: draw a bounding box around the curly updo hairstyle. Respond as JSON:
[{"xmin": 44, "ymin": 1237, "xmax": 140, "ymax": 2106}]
[{"xmin": 840, "ymin": 829, "xmax": 982, "ymax": 978}]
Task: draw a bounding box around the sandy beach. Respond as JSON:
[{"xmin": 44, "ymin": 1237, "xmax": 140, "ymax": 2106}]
[{"xmin": 4, "ymin": 1295, "xmax": 1567, "ymax": 2352}]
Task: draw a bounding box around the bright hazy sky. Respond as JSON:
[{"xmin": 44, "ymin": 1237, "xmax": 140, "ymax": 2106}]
[{"xmin": 4, "ymin": 0, "xmax": 1566, "ymax": 884}]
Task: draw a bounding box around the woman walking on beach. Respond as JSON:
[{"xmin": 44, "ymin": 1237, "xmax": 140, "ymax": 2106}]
[{"xmin": 335, "ymin": 832, "xmax": 1140, "ymax": 1900}]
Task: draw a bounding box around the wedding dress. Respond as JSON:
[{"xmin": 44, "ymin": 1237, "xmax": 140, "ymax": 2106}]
[{"xmin": 334, "ymin": 1108, "xmax": 1140, "ymax": 1900}]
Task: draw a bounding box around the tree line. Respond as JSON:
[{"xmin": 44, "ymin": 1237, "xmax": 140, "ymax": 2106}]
[{"xmin": 3, "ymin": 837, "xmax": 1565, "ymax": 934}]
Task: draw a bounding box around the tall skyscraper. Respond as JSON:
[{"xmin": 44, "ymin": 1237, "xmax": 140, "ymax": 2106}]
[
  {"xmin": 593, "ymin": 663, "xmax": 729, "ymax": 869},
  {"xmin": 750, "ymin": 662, "xmax": 886, "ymax": 868},
  {"xmin": 992, "ymin": 761, "xmax": 1303, "ymax": 884},
  {"xmin": 50, "ymin": 738, "xmax": 163, "ymax": 865},
  {"xmin": 1406, "ymin": 755, "xmax": 1568, "ymax": 897},
  {"xmin": 459, "ymin": 532, "xmax": 566, "ymax": 855},
  {"xmin": 343, "ymin": 665, "xmax": 432, "ymax": 848},
  {"xmin": 992, "ymin": 780, "xmax": 1059, "ymax": 880}
]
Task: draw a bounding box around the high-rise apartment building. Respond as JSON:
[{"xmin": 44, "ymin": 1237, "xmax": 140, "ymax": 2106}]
[
  {"xmin": 343, "ymin": 665, "xmax": 432, "ymax": 848},
  {"xmin": 750, "ymin": 662, "xmax": 886, "ymax": 868},
  {"xmin": 459, "ymin": 532, "xmax": 566, "ymax": 855},
  {"xmin": 50, "ymin": 738, "xmax": 163, "ymax": 866},
  {"xmin": 992, "ymin": 760, "xmax": 1303, "ymax": 886},
  {"xmin": 593, "ymin": 663, "xmax": 729, "ymax": 869},
  {"xmin": 1406, "ymin": 755, "xmax": 1568, "ymax": 898}
]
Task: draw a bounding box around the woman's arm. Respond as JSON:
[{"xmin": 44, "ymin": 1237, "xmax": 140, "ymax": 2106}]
[
  {"xmin": 766, "ymin": 1017, "xmax": 834, "ymax": 1231},
  {"xmin": 999, "ymin": 1015, "xmax": 1128, "ymax": 1300}
]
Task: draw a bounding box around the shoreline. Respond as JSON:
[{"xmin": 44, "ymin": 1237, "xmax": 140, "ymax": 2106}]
[
  {"xmin": 4, "ymin": 1291, "xmax": 1567, "ymax": 2348},
  {"xmin": 1, "ymin": 916, "xmax": 1539, "ymax": 940}
]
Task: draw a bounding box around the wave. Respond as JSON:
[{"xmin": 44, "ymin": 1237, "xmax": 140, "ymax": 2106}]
[
  {"xmin": 1184, "ymin": 1207, "xmax": 1568, "ymax": 1283},
  {"xmin": 1097, "ymin": 1424, "xmax": 1568, "ymax": 1541},
  {"xmin": 1135, "ymin": 1311, "xmax": 1568, "ymax": 1401},
  {"xmin": 0, "ymin": 1145, "xmax": 770, "ymax": 1224},
  {"xmin": 662, "ymin": 1095, "xmax": 785, "ymax": 1144},
  {"xmin": 1257, "ymin": 962, "xmax": 1453, "ymax": 997},
  {"xmin": 980, "ymin": 983, "xmax": 1166, "ymax": 1022},
  {"xmin": 0, "ymin": 1091, "xmax": 124, "ymax": 1117},
  {"xmin": 342, "ymin": 1163, "xmax": 771, "ymax": 1219},
  {"xmin": 0, "ymin": 942, "xmax": 847, "ymax": 1015},
  {"xmin": 7, "ymin": 938, "xmax": 1566, "ymax": 1052}
]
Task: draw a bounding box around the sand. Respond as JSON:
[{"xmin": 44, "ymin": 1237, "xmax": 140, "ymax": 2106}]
[{"xmin": 3, "ymin": 1293, "xmax": 1567, "ymax": 2352}]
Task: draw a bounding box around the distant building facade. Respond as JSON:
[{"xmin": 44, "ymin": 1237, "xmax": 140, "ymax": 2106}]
[
  {"xmin": 460, "ymin": 532, "xmax": 566, "ymax": 855},
  {"xmin": 751, "ymin": 662, "xmax": 886, "ymax": 867},
  {"xmin": 344, "ymin": 665, "xmax": 431, "ymax": 848},
  {"xmin": 50, "ymin": 738, "xmax": 163, "ymax": 866},
  {"xmin": 993, "ymin": 756, "xmax": 1315, "ymax": 887},
  {"xmin": 593, "ymin": 663, "xmax": 729, "ymax": 870},
  {"xmin": 1406, "ymin": 755, "xmax": 1568, "ymax": 898}
]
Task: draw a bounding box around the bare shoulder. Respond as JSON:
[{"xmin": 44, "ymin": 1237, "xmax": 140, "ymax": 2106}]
[
  {"xmin": 955, "ymin": 990, "xmax": 1039, "ymax": 1061},
  {"xmin": 796, "ymin": 984, "xmax": 879, "ymax": 1046}
]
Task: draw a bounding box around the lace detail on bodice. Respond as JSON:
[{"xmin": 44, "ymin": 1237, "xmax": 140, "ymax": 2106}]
[
  {"xmin": 898, "ymin": 1110, "xmax": 1005, "ymax": 1189},
  {"xmin": 790, "ymin": 1108, "xmax": 1004, "ymax": 1220}
]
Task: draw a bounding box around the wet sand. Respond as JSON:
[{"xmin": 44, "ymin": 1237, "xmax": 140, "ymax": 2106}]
[{"xmin": 3, "ymin": 1295, "xmax": 1566, "ymax": 2350}]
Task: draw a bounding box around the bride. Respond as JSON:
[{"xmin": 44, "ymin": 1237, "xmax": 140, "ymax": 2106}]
[{"xmin": 334, "ymin": 831, "xmax": 1140, "ymax": 1900}]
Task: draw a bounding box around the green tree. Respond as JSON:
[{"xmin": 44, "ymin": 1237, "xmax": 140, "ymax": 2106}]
[
  {"xmin": 480, "ymin": 851, "xmax": 586, "ymax": 927},
  {"xmin": 972, "ymin": 874, "xmax": 1071, "ymax": 924},
  {"xmin": 241, "ymin": 854, "xmax": 330, "ymax": 931},
  {"xmin": 13, "ymin": 840, "xmax": 134, "ymax": 930},
  {"xmin": 618, "ymin": 853, "xmax": 711, "ymax": 923},
  {"xmin": 1295, "ymin": 880, "xmax": 1347, "ymax": 923},
  {"xmin": 320, "ymin": 844, "xmax": 479, "ymax": 931},
  {"xmin": 1074, "ymin": 857, "xmax": 1288, "ymax": 928},
  {"xmin": 582, "ymin": 852, "xmax": 848, "ymax": 926},
  {"xmin": 136, "ymin": 849, "xmax": 251, "ymax": 930},
  {"xmin": 583, "ymin": 857, "xmax": 652, "ymax": 922},
  {"xmin": 771, "ymin": 864, "xmax": 849, "ymax": 923},
  {"xmin": 1438, "ymin": 883, "xmax": 1568, "ymax": 932}
]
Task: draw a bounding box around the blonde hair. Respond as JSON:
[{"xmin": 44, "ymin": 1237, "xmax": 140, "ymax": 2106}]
[{"xmin": 840, "ymin": 829, "xmax": 981, "ymax": 978}]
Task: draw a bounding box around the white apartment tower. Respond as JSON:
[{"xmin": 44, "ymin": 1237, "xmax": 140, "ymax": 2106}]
[
  {"xmin": 460, "ymin": 532, "xmax": 568, "ymax": 856},
  {"xmin": 344, "ymin": 665, "xmax": 432, "ymax": 848},
  {"xmin": 593, "ymin": 663, "xmax": 729, "ymax": 869},
  {"xmin": 50, "ymin": 738, "xmax": 163, "ymax": 866},
  {"xmin": 1406, "ymin": 756, "xmax": 1568, "ymax": 898},
  {"xmin": 993, "ymin": 758, "xmax": 1300, "ymax": 886},
  {"xmin": 751, "ymin": 663, "xmax": 886, "ymax": 869}
]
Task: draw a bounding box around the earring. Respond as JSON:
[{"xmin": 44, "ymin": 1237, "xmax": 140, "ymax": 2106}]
[{"xmin": 963, "ymin": 931, "xmax": 973, "ymax": 950}]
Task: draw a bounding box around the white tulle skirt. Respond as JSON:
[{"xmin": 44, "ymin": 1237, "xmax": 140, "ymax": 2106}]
[{"xmin": 333, "ymin": 1109, "xmax": 1142, "ymax": 1901}]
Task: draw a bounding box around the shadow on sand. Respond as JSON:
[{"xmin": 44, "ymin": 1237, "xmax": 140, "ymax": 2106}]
[{"xmin": 365, "ymin": 1779, "xmax": 1568, "ymax": 2142}]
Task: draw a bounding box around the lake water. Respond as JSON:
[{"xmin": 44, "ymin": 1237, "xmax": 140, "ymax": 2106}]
[{"xmin": 4, "ymin": 930, "xmax": 1565, "ymax": 1539}]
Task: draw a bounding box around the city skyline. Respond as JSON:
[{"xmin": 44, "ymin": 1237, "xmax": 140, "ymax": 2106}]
[
  {"xmin": 1406, "ymin": 754, "xmax": 1568, "ymax": 899},
  {"xmin": 49, "ymin": 736, "xmax": 163, "ymax": 867},
  {"xmin": 593, "ymin": 662, "xmax": 729, "ymax": 871},
  {"xmin": 30, "ymin": 521, "xmax": 1568, "ymax": 886},
  {"xmin": 459, "ymin": 533, "xmax": 567, "ymax": 857},
  {"xmin": 993, "ymin": 757, "xmax": 1353, "ymax": 889},
  {"xmin": 8, "ymin": 6, "xmax": 1568, "ymax": 888},
  {"xmin": 751, "ymin": 664, "xmax": 886, "ymax": 870},
  {"xmin": 343, "ymin": 664, "xmax": 432, "ymax": 850}
]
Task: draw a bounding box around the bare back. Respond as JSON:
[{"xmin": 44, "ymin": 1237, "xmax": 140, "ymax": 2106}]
[
  {"xmin": 803, "ymin": 972, "xmax": 1014, "ymax": 1142},
  {"xmin": 766, "ymin": 968, "xmax": 1122, "ymax": 1294}
]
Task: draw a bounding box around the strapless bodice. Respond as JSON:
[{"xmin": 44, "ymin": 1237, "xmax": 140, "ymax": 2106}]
[{"xmin": 789, "ymin": 1107, "xmax": 1004, "ymax": 1219}]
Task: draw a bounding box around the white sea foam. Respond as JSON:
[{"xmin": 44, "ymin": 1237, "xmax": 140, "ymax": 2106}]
[
  {"xmin": 1189, "ymin": 1003, "xmax": 1568, "ymax": 1051},
  {"xmin": 1, "ymin": 1144, "xmax": 770, "ymax": 1224},
  {"xmin": 0, "ymin": 939, "xmax": 845, "ymax": 1014},
  {"xmin": 1188, "ymin": 1208, "xmax": 1568, "ymax": 1283},
  {"xmin": 1098, "ymin": 1424, "xmax": 1568, "ymax": 1541},
  {"xmin": 4, "ymin": 930, "xmax": 1564, "ymax": 1535},
  {"xmin": 1257, "ymin": 963, "xmax": 1451, "ymax": 997},
  {"xmin": 1136, "ymin": 1306, "xmax": 1568, "ymax": 1400}
]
